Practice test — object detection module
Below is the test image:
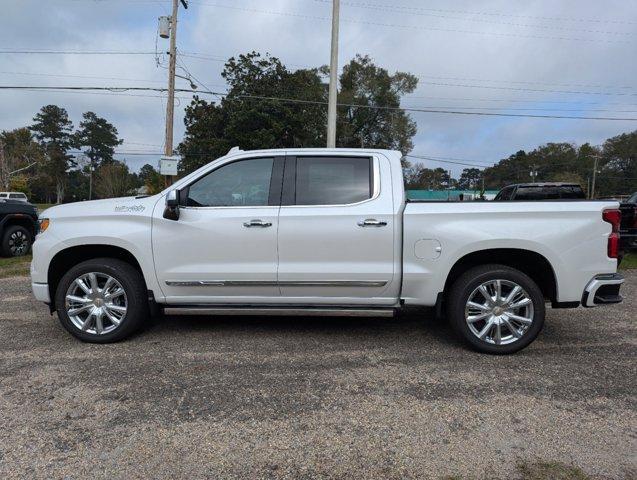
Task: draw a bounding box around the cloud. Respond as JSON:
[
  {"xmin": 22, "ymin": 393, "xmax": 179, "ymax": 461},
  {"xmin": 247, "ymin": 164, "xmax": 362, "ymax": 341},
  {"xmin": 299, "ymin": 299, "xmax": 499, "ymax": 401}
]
[{"xmin": 1, "ymin": 0, "xmax": 636, "ymax": 173}]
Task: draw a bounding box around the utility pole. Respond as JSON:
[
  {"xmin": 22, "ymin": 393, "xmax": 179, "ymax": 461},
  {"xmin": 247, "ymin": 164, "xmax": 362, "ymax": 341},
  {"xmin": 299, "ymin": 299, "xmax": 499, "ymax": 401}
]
[
  {"xmin": 591, "ymin": 155, "xmax": 599, "ymax": 199},
  {"xmin": 326, "ymin": 0, "xmax": 340, "ymax": 148},
  {"xmin": 163, "ymin": 0, "xmax": 187, "ymax": 185},
  {"xmin": 164, "ymin": 0, "xmax": 180, "ymax": 158}
]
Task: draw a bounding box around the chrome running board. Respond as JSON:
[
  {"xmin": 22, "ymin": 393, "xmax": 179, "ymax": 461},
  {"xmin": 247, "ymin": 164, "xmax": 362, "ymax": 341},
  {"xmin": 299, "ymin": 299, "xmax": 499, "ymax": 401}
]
[{"xmin": 163, "ymin": 306, "xmax": 396, "ymax": 317}]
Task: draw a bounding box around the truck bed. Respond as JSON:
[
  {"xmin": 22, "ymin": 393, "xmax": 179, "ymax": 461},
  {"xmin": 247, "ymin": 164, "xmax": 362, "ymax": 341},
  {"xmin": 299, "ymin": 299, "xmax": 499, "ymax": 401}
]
[{"xmin": 401, "ymin": 200, "xmax": 618, "ymax": 306}]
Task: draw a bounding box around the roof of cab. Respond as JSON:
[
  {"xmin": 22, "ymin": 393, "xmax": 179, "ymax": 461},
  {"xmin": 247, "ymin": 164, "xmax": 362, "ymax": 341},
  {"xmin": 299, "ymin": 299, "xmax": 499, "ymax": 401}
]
[{"xmin": 225, "ymin": 146, "xmax": 402, "ymax": 157}]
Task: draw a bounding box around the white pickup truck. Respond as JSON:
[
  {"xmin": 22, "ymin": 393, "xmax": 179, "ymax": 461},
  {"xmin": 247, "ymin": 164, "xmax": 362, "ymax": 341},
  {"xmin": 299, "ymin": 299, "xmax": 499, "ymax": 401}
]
[{"xmin": 31, "ymin": 148, "xmax": 625, "ymax": 353}]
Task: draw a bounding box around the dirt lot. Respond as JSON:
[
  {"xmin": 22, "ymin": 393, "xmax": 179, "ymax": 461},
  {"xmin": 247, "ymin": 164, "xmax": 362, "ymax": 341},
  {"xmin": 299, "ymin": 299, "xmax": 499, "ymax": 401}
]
[{"xmin": 0, "ymin": 273, "xmax": 635, "ymax": 479}]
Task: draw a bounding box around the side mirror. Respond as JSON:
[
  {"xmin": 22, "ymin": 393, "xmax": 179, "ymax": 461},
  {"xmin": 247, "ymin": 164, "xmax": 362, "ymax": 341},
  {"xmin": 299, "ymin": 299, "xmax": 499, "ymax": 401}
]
[{"xmin": 163, "ymin": 190, "xmax": 180, "ymax": 221}]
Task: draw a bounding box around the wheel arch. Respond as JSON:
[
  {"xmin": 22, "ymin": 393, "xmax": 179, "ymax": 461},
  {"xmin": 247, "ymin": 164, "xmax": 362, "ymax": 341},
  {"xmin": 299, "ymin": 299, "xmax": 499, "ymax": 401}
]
[
  {"xmin": 443, "ymin": 248, "xmax": 558, "ymax": 303},
  {"xmin": 48, "ymin": 244, "xmax": 146, "ymax": 308},
  {"xmin": 1, "ymin": 214, "xmax": 37, "ymax": 237}
]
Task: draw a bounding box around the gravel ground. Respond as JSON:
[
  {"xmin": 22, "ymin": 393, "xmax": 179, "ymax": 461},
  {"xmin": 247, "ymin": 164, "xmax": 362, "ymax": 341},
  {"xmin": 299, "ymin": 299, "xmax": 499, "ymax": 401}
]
[{"xmin": 0, "ymin": 273, "xmax": 635, "ymax": 479}]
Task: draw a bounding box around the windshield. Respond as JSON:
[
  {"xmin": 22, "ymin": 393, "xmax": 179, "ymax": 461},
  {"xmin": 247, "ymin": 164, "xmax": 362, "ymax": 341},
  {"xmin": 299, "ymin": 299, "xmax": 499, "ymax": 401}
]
[{"xmin": 628, "ymin": 192, "xmax": 637, "ymax": 204}]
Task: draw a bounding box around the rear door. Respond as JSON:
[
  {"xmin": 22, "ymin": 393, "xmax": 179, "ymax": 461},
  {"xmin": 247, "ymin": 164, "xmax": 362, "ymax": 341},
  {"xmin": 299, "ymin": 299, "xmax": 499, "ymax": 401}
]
[{"xmin": 276, "ymin": 153, "xmax": 398, "ymax": 304}]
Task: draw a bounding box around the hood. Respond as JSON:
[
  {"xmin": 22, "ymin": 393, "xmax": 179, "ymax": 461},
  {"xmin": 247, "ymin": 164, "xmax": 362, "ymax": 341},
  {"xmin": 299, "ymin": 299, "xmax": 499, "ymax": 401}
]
[
  {"xmin": 0, "ymin": 199, "xmax": 38, "ymax": 217},
  {"xmin": 41, "ymin": 195, "xmax": 160, "ymax": 219}
]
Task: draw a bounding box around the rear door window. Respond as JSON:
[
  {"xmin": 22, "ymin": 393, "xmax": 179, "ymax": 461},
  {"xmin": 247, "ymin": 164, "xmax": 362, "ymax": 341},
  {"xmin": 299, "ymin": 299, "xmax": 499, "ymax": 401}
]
[{"xmin": 294, "ymin": 156, "xmax": 372, "ymax": 205}]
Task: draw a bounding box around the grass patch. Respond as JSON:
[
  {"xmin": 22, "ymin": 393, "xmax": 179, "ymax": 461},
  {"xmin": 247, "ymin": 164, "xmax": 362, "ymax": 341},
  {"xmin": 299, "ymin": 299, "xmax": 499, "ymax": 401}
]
[
  {"xmin": 516, "ymin": 461, "xmax": 590, "ymax": 480},
  {"xmin": 620, "ymin": 252, "xmax": 637, "ymax": 269},
  {"xmin": 34, "ymin": 203, "xmax": 54, "ymax": 213},
  {"xmin": 0, "ymin": 254, "xmax": 31, "ymax": 279}
]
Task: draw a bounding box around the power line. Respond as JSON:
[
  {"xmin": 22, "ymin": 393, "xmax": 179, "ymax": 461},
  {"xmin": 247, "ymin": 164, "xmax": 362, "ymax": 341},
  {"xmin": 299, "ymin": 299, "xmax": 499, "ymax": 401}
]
[
  {"xmin": 401, "ymin": 94, "xmax": 637, "ymax": 107},
  {"xmin": 64, "ymin": 0, "xmax": 637, "ymax": 29},
  {"xmin": 182, "ymin": 2, "xmax": 633, "ymax": 44},
  {"xmin": 178, "ymin": 51, "xmax": 637, "ymax": 94},
  {"xmin": 0, "ymin": 87, "xmax": 194, "ymax": 100},
  {"xmin": 406, "ymin": 73, "xmax": 637, "ymax": 92},
  {"xmin": 406, "ymin": 155, "xmax": 493, "ymax": 168},
  {"xmin": 0, "ymin": 70, "xmax": 167, "ymax": 84},
  {"xmin": 305, "ymin": 0, "xmax": 637, "ymax": 26},
  {"xmin": 0, "ymin": 49, "xmax": 156, "ymax": 55},
  {"xmin": 416, "ymin": 81, "xmax": 637, "ymax": 97},
  {"xmin": 188, "ymin": 91, "xmax": 637, "ymax": 121},
  {"xmin": 4, "ymin": 48, "xmax": 635, "ymax": 96},
  {"xmin": 3, "ymin": 85, "xmax": 637, "ymax": 121},
  {"xmin": 309, "ymin": 0, "xmax": 636, "ymax": 36},
  {"xmin": 7, "ymin": 65, "xmax": 637, "ymax": 106},
  {"xmin": 11, "ymin": 85, "xmax": 637, "ymax": 113}
]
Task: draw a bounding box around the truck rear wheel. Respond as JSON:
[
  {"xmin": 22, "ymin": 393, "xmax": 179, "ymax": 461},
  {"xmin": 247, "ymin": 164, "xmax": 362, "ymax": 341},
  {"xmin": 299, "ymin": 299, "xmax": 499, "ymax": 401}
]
[
  {"xmin": 447, "ymin": 264, "xmax": 545, "ymax": 354},
  {"xmin": 54, "ymin": 258, "xmax": 149, "ymax": 343}
]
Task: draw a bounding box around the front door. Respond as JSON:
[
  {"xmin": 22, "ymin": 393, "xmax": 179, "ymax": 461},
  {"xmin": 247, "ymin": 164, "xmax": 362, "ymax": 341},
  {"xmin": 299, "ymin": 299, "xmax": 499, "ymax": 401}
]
[
  {"xmin": 277, "ymin": 154, "xmax": 398, "ymax": 304},
  {"xmin": 152, "ymin": 156, "xmax": 284, "ymax": 304}
]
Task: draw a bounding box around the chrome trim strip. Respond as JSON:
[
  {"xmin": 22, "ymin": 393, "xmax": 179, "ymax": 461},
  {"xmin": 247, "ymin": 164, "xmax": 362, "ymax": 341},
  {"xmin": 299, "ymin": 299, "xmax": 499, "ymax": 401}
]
[
  {"xmin": 165, "ymin": 280, "xmax": 388, "ymax": 287},
  {"xmin": 582, "ymin": 273, "xmax": 624, "ymax": 307},
  {"xmin": 164, "ymin": 307, "xmax": 395, "ymax": 317},
  {"xmin": 278, "ymin": 281, "xmax": 388, "ymax": 287}
]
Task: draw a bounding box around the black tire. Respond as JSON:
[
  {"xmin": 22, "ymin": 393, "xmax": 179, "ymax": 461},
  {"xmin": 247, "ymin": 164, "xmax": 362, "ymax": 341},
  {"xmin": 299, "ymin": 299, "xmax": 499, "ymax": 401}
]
[
  {"xmin": 447, "ymin": 264, "xmax": 545, "ymax": 354},
  {"xmin": 1, "ymin": 225, "xmax": 32, "ymax": 257},
  {"xmin": 55, "ymin": 258, "xmax": 149, "ymax": 343}
]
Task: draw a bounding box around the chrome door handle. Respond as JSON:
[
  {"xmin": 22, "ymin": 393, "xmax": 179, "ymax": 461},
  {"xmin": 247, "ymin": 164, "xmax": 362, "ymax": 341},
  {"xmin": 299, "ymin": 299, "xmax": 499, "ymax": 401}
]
[
  {"xmin": 243, "ymin": 219, "xmax": 272, "ymax": 228},
  {"xmin": 357, "ymin": 219, "xmax": 388, "ymax": 227}
]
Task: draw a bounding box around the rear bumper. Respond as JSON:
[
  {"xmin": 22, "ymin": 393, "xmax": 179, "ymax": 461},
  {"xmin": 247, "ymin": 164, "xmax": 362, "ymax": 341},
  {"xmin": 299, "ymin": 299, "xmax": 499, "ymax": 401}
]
[{"xmin": 582, "ymin": 273, "xmax": 624, "ymax": 307}]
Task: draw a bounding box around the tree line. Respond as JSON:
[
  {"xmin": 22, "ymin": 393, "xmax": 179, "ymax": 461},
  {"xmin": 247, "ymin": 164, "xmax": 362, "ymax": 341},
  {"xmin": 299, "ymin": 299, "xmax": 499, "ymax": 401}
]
[
  {"xmin": 1, "ymin": 51, "xmax": 635, "ymax": 203},
  {"xmin": 405, "ymin": 133, "xmax": 637, "ymax": 197},
  {"xmin": 0, "ymin": 105, "xmax": 150, "ymax": 204}
]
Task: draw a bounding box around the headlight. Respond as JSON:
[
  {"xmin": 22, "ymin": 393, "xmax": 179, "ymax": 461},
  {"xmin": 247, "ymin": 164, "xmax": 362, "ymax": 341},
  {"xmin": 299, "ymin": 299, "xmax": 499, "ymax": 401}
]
[{"xmin": 38, "ymin": 218, "xmax": 50, "ymax": 233}]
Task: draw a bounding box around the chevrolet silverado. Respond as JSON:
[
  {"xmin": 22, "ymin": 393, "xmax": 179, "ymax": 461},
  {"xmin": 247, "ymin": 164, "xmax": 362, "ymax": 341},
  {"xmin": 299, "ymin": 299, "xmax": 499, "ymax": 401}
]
[{"xmin": 31, "ymin": 148, "xmax": 625, "ymax": 353}]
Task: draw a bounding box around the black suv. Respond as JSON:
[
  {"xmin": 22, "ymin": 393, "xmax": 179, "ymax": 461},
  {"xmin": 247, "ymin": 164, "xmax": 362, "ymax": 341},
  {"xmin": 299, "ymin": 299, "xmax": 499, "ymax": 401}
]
[
  {"xmin": 620, "ymin": 192, "xmax": 637, "ymax": 251},
  {"xmin": 0, "ymin": 199, "xmax": 38, "ymax": 257},
  {"xmin": 495, "ymin": 182, "xmax": 586, "ymax": 201}
]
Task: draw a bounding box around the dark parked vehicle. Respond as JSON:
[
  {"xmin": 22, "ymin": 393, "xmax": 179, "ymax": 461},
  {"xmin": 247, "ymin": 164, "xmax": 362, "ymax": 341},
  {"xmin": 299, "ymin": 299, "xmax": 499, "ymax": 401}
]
[
  {"xmin": 494, "ymin": 182, "xmax": 586, "ymax": 201},
  {"xmin": 0, "ymin": 199, "xmax": 38, "ymax": 257},
  {"xmin": 619, "ymin": 192, "xmax": 637, "ymax": 251}
]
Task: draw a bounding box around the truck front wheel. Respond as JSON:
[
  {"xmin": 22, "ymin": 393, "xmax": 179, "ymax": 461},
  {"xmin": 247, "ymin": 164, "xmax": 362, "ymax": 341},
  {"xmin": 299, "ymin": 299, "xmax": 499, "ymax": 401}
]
[
  {"xmin": 54, "ymin": 258, "xmax": 149, "ymax": 343},
  {"xmin": 1, "ymin": 225, "xmax": 32, "ymax": 257},
  {"xmin": 447, "ymin": 264, "xmax": 545, "ymax": 354}
]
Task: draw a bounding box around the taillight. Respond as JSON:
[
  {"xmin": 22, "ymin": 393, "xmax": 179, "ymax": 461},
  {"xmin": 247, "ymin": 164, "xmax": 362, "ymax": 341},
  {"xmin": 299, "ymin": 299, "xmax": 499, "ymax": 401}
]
[{"xmin": 603, "ymin": 209, "xmax": 621, "ymax": 259}]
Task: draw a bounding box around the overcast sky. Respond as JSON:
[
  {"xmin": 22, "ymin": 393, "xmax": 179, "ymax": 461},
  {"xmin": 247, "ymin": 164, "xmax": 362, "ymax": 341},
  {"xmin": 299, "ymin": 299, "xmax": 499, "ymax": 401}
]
[{"xmin": 1, "ymin": 0, "xmax": 637, "ymax": 174}]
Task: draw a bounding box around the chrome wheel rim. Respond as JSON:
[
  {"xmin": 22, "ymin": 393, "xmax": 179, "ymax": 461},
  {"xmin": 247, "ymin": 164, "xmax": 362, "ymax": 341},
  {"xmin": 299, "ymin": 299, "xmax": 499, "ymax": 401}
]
[
  {"xmin": 9, "ymin": 230, "xmax": 29, "ymax": 255},
  {"xmin": 465, "ymin": 279, "xmax": 534, "ymax": 346},
  {"xmin": 65, "ymin": 272, "xmax": 128, "ymax": 335}
]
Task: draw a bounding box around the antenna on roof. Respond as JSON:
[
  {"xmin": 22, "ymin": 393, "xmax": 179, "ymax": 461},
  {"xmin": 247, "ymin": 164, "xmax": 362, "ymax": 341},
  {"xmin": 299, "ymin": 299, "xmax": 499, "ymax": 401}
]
[{"xmin": 228, "ymin": 146, "xmax": 243, "ymax": 154}]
